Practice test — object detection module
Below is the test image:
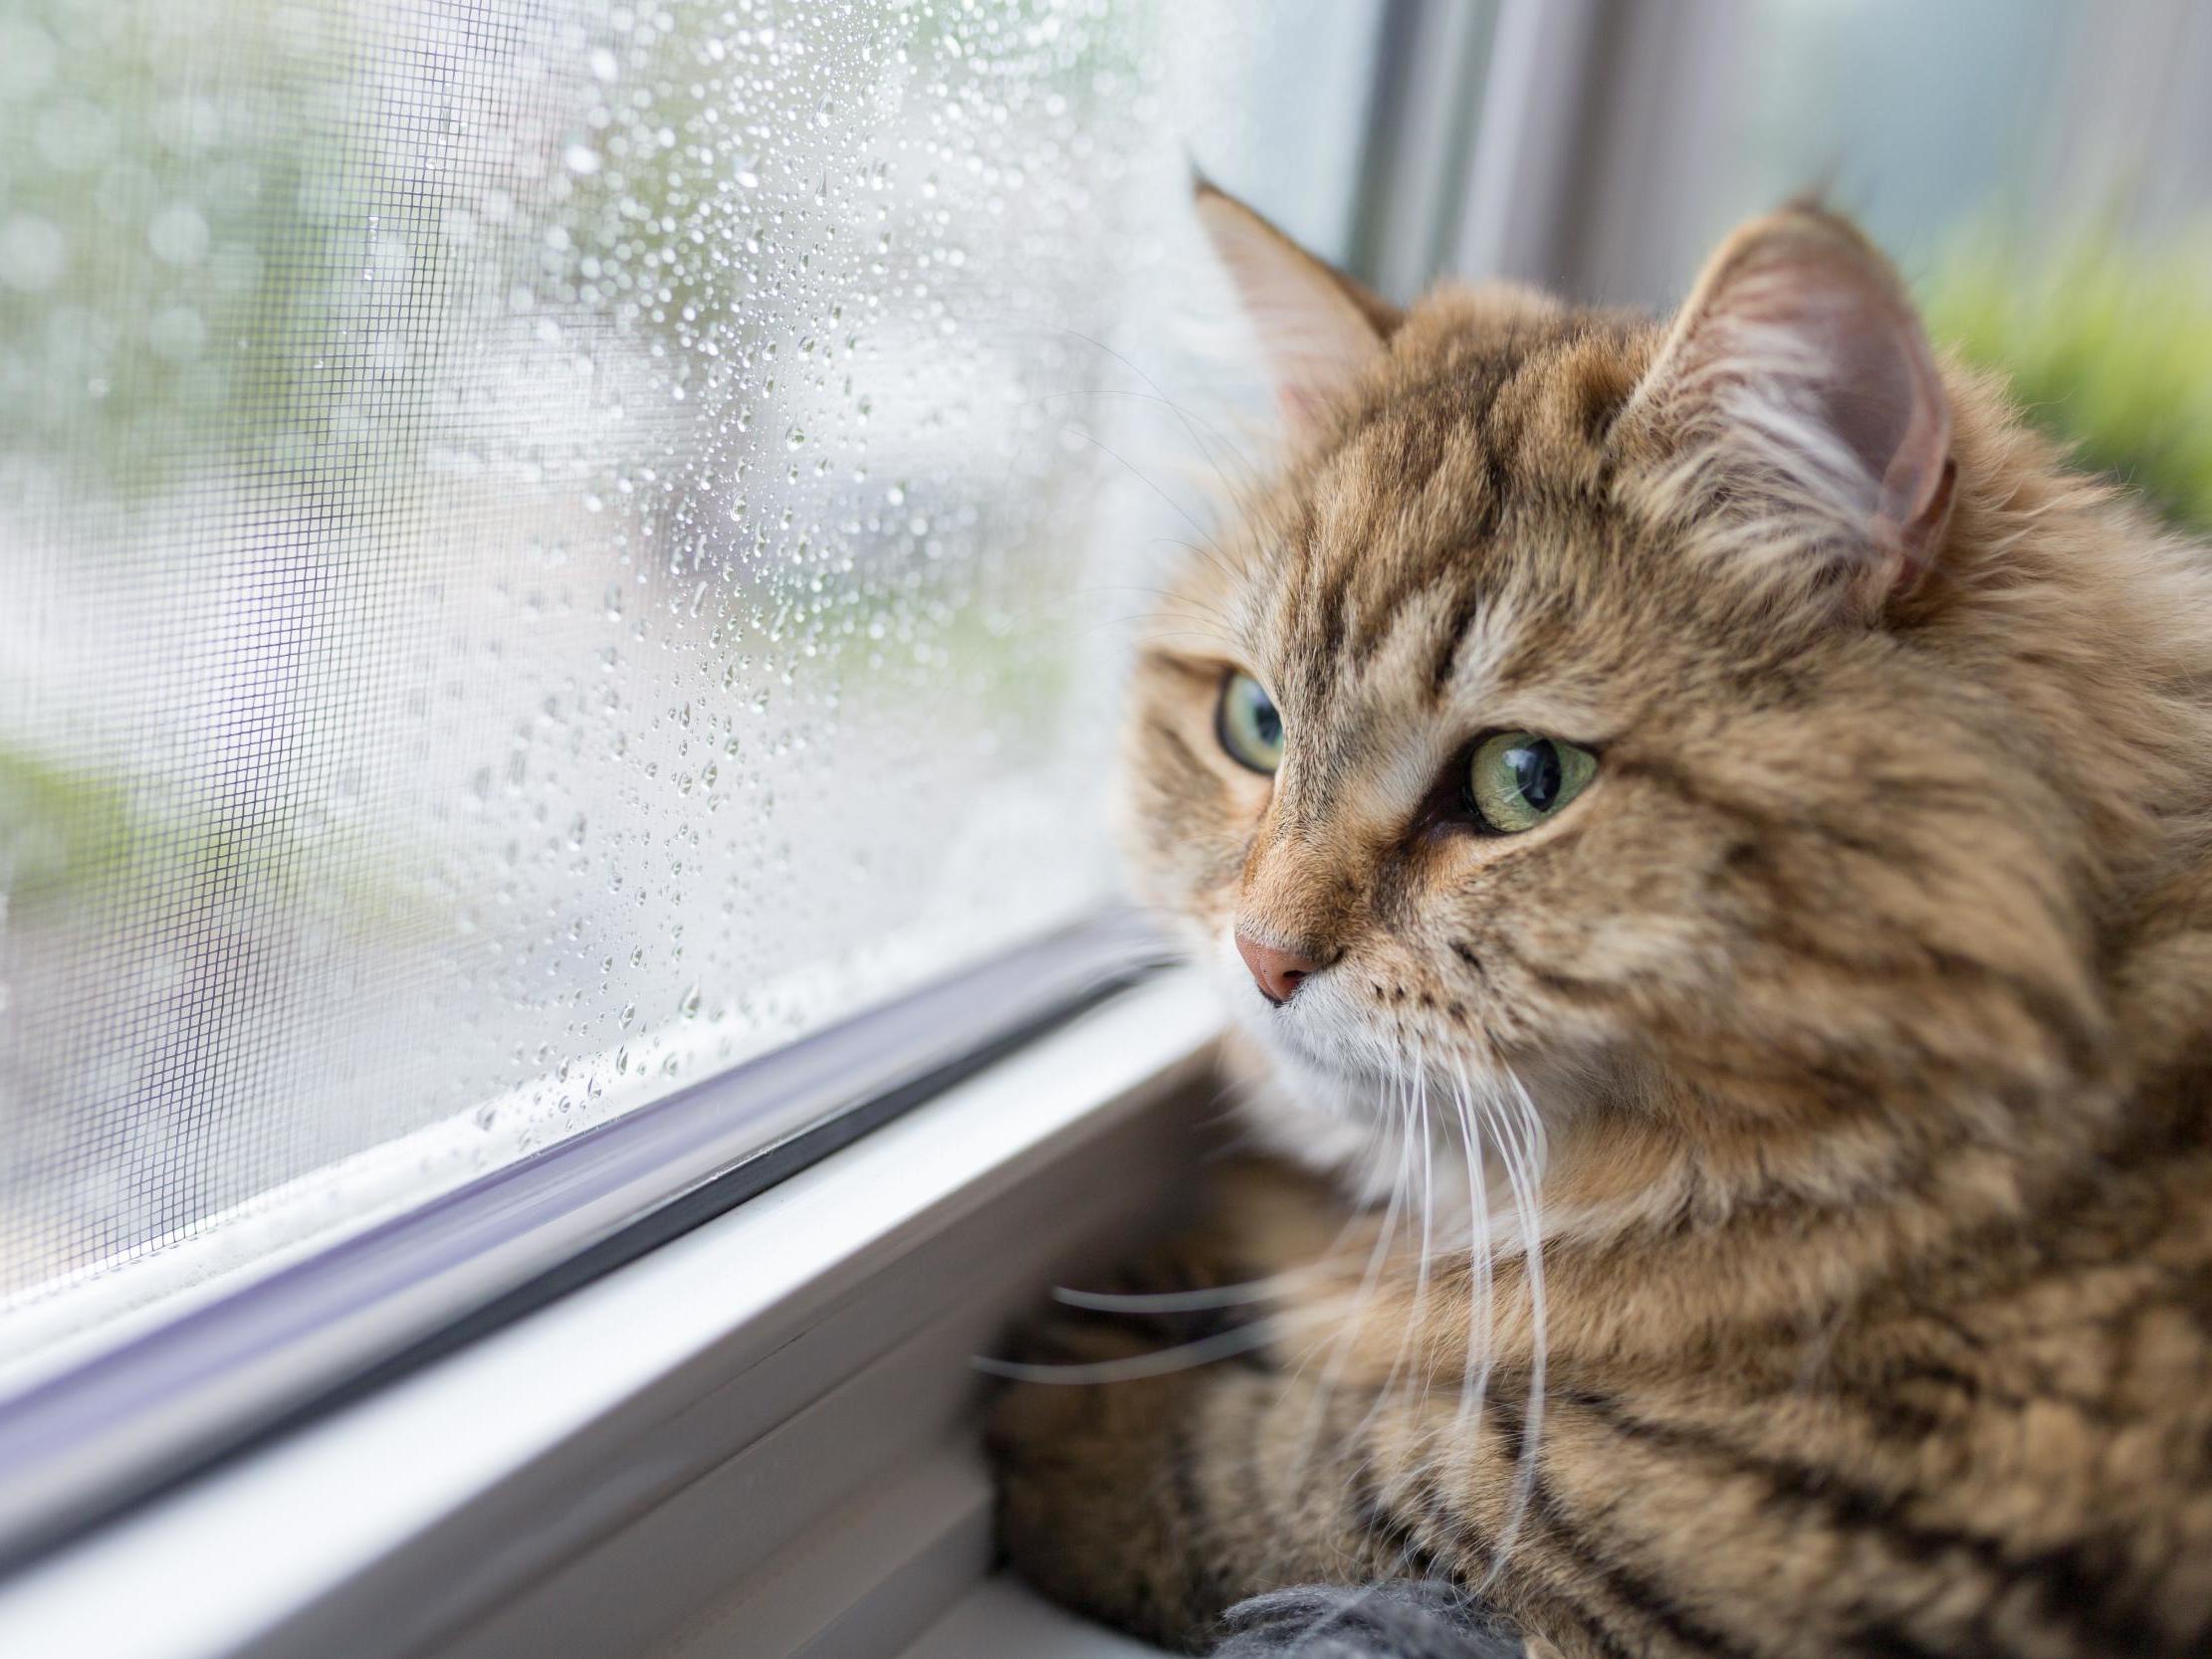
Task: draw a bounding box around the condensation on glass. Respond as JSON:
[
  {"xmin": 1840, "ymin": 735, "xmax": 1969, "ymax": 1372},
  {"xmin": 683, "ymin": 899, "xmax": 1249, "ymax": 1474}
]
[{"xmin": 0, "ymin": 0, "xmax": 1382, "ymax": 1382}]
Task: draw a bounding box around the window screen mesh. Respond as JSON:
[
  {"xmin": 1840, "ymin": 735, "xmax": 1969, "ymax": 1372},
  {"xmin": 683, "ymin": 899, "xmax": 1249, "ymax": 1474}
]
[{"xmin": 0, "ymin": 0, "xmax": 1382, "ymax": 1380}]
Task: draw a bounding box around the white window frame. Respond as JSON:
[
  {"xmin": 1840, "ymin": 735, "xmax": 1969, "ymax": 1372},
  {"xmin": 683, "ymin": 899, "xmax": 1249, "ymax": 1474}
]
[{"xmin": 0, "ymin": 968, "xmax": 1220, "ymax": 1659}]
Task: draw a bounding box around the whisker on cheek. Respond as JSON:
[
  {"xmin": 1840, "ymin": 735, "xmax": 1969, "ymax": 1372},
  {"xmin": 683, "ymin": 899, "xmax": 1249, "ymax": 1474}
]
[
  {"xmin": 1288, "ymin": 1055, "xmax": 1418, "ymax": 1486},
  {"xmin": 1474, "ymin": 1064, "xmax": 1549, "ymax": 1588},
  {"xmin": 972, "ymin": 1322, "xmax": 1281, "ymax": 1385}
]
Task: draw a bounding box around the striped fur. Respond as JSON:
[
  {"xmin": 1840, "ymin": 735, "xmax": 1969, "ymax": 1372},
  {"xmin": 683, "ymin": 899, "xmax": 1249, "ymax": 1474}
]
[{"xmin": 989, "ymin": 194, "xmax": 2212, "ymax": 1658}]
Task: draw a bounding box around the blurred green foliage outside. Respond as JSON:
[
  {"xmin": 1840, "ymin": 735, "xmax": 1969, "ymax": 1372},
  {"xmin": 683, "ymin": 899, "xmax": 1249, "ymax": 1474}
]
[{"xmin": 1923, "ymin": 224, "xmax": 2212, "ymax": 536}]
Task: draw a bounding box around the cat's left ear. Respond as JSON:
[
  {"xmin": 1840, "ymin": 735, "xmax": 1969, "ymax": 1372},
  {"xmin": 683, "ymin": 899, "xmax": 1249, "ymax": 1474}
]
[
  {"xmin": 1621, "ymin": 204, "xmax": 1955, "ymax": 617},
  {"xmin": 1194, "ymin": 180, "xmax": 1402, "ymax": 433}
]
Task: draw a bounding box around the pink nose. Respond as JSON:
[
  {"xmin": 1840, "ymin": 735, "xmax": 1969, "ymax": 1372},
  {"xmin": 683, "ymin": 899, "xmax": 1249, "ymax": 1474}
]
[{"xmin": 1235, "ymin": 932, "xmax": 1321, "ymax": 1005}]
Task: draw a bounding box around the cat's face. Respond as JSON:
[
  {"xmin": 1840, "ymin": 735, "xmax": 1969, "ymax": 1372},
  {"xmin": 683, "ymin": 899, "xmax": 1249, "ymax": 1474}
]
[{"xmin": 1121, "ymin": 189, "xmax": 2103, "ymax": 1172}]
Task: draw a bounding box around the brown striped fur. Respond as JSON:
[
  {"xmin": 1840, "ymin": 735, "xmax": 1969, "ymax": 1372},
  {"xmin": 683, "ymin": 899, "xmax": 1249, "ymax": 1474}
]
[{"xmin": 989, "ymin": 188, "xmax": 2212, "ymax": 1658}]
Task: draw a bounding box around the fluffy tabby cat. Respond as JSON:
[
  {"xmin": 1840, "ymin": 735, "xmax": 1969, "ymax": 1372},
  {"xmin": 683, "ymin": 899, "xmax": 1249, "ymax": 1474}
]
[{"xmin": 987, "ymin": 183, "xmax": 2212, "ymax": 1659}]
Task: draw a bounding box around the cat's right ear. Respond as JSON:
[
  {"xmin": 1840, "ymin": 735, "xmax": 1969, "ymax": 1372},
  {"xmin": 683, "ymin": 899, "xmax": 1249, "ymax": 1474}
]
[
  {"xmin": 1194, "ymin": 181, "xmax": 1401, "ymax": 432},
  {"xmin": 1618, "ymin": 204, "xmax": 1954, "ymax": 619}
]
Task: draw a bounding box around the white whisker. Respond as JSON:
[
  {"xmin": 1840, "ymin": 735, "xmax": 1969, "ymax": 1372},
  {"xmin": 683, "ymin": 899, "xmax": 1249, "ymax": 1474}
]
[
  {"xmin": 973, "ymin": 1321, "xmax": 1280, "ymax": 1385},
  {"xmin": 1476, "ymin": 1066, "xmax": 1548, "ymax": 1586},
  {"xmin": 1290, "ymin": 1054, "xmax": 1416, "ymax": 1481},
  {"xmin": 1348, "ymin": 1040, "xmax": 1438, "ymax": 1451},
  {"xmin": 1448, "ymin": 1062, "xmax": 1498, "ymax": 1458},
  {"xmin": 1052, "ymin": 1281, "xmax": 1288, "ymax": 1314}
]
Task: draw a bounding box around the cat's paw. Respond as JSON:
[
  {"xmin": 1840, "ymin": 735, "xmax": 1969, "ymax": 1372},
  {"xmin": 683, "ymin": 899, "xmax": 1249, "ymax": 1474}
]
[
  {"xmin": 984, "ymin": 1303, "xmax": 1164, "ymax": 1480},
  {"xmin": 985, "ymin": 1307, "xmax": 1217, "ymax": 1647},
  {"xmin": 983, "ymin": 1241, "xmax": 1266, "ymax": 1537}
]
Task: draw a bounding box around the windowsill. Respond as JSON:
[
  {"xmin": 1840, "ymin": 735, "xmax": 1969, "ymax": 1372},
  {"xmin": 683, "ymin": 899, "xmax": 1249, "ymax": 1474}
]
[
  {"xmin": 903, "ymin": 1576, "xmax": 1172, "ymax": 1659},
  {"xmin": 0, "ymin": 968, "xmax": 1219, "ymax": 1659}
]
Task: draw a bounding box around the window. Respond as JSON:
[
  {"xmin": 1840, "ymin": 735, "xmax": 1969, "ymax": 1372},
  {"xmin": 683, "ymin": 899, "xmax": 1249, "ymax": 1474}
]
[
  {"xmin": 13, "ymin": 5, "xmax": 2199, "ymax": 1656},
  {"xmin": 0, "ymin": 0, "xmax": 1394, "ymax": 1565},
  {"xmin": 1487, "ymin": 0, "xmax": 2212, "ymax": 311}
]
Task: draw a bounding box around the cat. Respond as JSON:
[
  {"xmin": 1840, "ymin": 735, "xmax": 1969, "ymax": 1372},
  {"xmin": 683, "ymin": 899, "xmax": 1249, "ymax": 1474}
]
[{"xmin": 986, "ymin": 181, "xmax": 2212, "ymax": 1659}]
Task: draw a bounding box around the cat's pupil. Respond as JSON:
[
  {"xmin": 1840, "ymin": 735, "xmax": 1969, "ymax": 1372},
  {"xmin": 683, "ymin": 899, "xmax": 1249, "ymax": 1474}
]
[
  {"xmin": 1249, "ymin": 692, "xmax": 1281, "ymax": 748},
  {"xmin": 1508, "ymin": 739, "xmax": 1562, "ymax": 810}
]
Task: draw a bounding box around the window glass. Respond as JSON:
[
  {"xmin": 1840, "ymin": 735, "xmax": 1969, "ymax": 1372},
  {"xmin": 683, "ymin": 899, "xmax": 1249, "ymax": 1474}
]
[{"xmin": 0, "ymin": 1, "xmax": 1381, "ymax": 1386}]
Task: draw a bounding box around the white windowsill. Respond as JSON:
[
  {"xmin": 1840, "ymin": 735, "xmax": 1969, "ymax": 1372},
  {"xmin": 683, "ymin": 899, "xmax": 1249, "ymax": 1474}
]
[
  {"xmin": 0, "ymin": 969, "xmax": 1219, "ymax": 1659},
  {"xmin": 903, "ymin": 1577, "xmax": 1171, "ymax": 1659}
]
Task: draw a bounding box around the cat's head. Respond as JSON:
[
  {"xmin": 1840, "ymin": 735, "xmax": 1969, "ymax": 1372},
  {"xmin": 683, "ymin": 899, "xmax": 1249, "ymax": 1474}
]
[{"xmin": 1121, "ymin": 185, "xmax": 2158, "ymax": 1199}]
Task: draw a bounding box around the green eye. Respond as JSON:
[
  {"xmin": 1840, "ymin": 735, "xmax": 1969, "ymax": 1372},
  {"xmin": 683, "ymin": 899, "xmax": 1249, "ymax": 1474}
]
[
  {"xmin": 1216, "ymin": 671, "xmax": 1284, "ymax": 774},
  {"xmin": 1466, "ymin": 731, "xmax": 1596, "ymax": 833}
]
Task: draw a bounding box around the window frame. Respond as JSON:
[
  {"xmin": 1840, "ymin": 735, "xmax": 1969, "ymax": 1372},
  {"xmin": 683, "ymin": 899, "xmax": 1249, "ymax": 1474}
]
[
  {"xmin": 0, "ymin": 964, "xmax": 1219, "ymax": 1659},
  {"xmin": 0, "ymin": 913, "xmax": 1167, "ymax": 1577}
]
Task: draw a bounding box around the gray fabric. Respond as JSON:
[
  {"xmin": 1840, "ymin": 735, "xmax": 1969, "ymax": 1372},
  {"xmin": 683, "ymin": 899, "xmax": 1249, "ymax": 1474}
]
[{"xmin": 1214, "ymin": 1581, "xmax": 1524, "ymax": 1659}]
